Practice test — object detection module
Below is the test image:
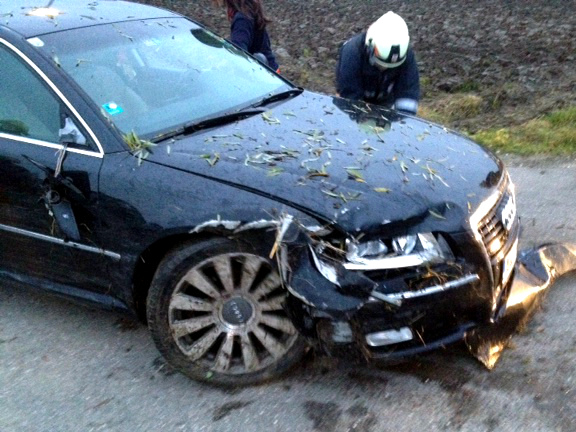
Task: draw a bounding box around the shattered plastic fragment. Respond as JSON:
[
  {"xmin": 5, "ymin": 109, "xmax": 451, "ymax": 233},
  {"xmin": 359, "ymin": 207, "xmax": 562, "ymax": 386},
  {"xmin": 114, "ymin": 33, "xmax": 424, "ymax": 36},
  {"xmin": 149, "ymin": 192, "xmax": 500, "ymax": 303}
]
[
  {"xmin": 190, "ymin": 218, "xmax": 241, "ymax": 233},
  {"xmin": 234, "ymin": 219, "xmax": 278, "ymax": 233},
  {"xmin": 190, "ymin": 218, "xmax": 279, "ymax": 234}
]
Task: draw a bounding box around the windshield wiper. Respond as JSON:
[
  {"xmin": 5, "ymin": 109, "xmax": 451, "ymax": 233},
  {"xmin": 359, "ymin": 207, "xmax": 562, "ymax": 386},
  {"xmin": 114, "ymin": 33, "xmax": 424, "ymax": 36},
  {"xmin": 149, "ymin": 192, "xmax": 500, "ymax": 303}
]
[
  {"xmin": 152, "ymin": 109, "xmax": 264, "ymax": 143},
  {"xmin": 251, "ymin": 88, "xmax": 303, "ymax": 108}
]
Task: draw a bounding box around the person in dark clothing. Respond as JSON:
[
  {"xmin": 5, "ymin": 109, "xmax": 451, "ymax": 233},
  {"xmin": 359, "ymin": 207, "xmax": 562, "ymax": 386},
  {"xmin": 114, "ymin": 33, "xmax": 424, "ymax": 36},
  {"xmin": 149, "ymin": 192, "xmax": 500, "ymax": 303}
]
[
  {"xmin": 214, "ymin": 0, "xmax": 279, "ymax": 72},
  {"xmin": 336, "ymin": 11, "xmax": 420, "ymax": 115}
]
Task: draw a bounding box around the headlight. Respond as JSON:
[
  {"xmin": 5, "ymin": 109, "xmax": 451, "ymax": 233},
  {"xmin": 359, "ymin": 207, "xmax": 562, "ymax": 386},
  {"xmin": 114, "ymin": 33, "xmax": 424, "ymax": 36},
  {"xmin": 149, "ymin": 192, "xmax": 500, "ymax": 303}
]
[
  {"xmin": 343, "ymin": 233, "xmax": 453, "ymax": 271},
  {"xmin": 346, "ymin": 239, "xmax": 389, "ymax": 261}
]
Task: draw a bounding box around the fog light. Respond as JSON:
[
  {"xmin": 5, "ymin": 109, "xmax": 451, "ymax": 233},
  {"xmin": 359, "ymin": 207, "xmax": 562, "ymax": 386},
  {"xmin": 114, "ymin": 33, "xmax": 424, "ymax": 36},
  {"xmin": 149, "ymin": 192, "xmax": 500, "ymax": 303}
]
[{"xmin": 365, "ymin": 327, "xmax": 413, "ymax": 347}]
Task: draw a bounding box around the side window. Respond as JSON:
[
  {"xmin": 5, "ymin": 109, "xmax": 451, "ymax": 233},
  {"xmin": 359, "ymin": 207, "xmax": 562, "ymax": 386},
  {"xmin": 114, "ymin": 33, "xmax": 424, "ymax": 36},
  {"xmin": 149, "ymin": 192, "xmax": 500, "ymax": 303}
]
[{"xmin": 0, "ymin": 44, "xmax": 68, "ymax": 144}]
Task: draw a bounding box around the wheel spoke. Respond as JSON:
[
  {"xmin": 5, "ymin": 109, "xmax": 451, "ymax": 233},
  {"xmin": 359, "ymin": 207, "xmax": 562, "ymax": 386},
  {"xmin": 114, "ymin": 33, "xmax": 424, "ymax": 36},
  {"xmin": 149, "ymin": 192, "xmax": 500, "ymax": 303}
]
[
  {"xmin": 259, "ymin": 314, "xmax": 296, "ymax": 335},
  {"xmin": 238, "ymin": 256, "xmax": 263, "ymax": 293},
  {"xmin": 212, "ymin": 255, "xmax": 235, "ymax": 293},
  {"xmin": 183, "ymin": 326, "xmax": 222, "ymax": 361},
  {"xmin": 251, "ymin": 271, "xmax": 281, "ymax": 300},
  {"xmin": 240, "ymin": 333, "xmax": 260, "ymax": 372},
  {"xmin": 170, "ymin": 293, "xmax": 213, "ymax": 312},
  {"xmin": 183, "ymin": 268, "xmax": 221, "ymax": 299},
  {"xmin": 253, "ymin": 326, "xmax": 287, "ymax": 359},
  {"xmin": 259, "ymin": 295, "xmax": 286, "ymax": 312},
  {"xmin": 214, "ymin": 333, "xmax": 235, "ymax": 372},
  {"xmin": 171, "ymin": 315, "xmax": 217, "ymax": 339}
]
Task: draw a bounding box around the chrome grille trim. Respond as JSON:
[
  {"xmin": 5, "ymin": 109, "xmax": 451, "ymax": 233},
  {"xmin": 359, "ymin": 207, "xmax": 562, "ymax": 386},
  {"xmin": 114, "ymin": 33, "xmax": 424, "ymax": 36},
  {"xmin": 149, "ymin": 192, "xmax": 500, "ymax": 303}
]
[
  {"xmin": 470, "ymin": 173, "xmax": 517, "ymax": 262},
  {"xmin": 373, "ymin": 273, "xmax": 480, "ymax": 300},
  {"xmin": 479, "ymin": 193, "xmax": 514, "ymax": 259}
]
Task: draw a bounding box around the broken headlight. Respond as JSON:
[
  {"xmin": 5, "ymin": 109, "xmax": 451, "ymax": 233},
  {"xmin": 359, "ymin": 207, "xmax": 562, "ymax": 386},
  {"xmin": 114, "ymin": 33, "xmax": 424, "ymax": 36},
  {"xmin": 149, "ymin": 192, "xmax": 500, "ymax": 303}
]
[{"xmin": 343, "ymin": 233, "xmax": 454, "ymax": 271}]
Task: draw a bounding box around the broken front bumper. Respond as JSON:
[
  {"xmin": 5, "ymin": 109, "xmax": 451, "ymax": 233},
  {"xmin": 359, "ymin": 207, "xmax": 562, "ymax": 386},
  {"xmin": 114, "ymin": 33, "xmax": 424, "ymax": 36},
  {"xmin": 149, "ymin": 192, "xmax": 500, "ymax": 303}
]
[{"xmin": 282, "ymin": 241, "xmax": 576, "ymax": 368}]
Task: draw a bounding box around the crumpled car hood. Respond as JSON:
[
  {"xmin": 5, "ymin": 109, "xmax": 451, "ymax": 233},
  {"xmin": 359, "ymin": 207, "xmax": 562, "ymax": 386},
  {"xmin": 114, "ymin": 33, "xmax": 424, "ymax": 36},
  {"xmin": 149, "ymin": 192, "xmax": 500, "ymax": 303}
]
[{"xmin": 147, "ymin": 91, "xmax": 503, "ymax": 234}]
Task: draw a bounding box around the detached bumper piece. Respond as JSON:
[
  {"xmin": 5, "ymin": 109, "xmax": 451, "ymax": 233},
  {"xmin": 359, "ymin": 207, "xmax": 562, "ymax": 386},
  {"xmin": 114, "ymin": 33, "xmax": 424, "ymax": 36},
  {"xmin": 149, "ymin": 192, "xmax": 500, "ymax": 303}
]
[{"xmin": 465, "ymin": 243, "xmax": 576, "ymax": 369}]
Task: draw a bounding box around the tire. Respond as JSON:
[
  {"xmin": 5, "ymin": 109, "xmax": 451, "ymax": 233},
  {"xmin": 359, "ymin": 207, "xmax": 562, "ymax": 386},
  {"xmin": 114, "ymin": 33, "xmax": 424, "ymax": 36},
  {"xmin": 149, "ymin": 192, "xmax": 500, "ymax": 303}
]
[{"xmin": 146, "ymin": 237, "xmax": 308, "ymax": 386}]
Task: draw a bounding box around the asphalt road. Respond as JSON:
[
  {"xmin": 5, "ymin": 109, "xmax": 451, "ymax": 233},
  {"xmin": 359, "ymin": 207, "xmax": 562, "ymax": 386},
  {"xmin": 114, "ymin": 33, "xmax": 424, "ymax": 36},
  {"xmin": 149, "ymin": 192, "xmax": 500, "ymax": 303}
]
[{"xmin": 1, "ymin": 156, "xmax": 575, "ymax": 432}]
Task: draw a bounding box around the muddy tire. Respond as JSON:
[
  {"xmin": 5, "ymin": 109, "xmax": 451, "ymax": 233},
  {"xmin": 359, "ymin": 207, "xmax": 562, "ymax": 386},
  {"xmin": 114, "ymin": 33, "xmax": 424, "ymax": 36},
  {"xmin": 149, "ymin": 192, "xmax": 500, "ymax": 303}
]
[{"xmin": 146, "ymin": 237, "xmax": 307, "ymax": 386}]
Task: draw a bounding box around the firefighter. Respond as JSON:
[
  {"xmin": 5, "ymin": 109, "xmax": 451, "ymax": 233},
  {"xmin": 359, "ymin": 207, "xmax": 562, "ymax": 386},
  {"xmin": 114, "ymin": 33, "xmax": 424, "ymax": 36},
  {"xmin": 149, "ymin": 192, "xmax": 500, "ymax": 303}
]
[{"xmin": 336, "ymin": 11, "xmax": 420, "ymax": 114}]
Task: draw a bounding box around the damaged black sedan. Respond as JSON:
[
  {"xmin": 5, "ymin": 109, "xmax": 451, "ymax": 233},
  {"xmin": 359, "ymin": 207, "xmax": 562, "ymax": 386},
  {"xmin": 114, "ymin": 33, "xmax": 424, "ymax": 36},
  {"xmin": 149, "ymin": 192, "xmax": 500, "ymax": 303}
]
[{"xmin": 1, "ymin": 1, "xmax": 521, "ymax": 386}]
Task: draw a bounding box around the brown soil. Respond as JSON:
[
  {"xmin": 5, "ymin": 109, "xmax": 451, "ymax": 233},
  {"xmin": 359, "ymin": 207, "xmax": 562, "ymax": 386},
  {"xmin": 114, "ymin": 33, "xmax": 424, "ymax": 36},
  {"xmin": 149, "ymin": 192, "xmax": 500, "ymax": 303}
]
[{"xmin": 143, "ymin": 0, "xmax": 576, "ymax": 132}]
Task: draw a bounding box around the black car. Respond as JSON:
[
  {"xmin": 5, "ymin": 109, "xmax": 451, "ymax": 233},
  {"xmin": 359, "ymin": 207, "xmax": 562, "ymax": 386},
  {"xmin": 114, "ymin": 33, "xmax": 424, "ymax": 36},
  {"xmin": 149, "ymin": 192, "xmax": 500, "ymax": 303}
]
[{"xmin": 0, "ymin": 0, "xmax": 520, "ymax": 385}]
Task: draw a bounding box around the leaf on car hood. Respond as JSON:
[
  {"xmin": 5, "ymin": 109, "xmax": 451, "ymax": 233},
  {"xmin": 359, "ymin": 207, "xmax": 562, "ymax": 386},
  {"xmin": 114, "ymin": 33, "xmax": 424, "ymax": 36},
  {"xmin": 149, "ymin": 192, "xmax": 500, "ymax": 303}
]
[
  {"xmin": 345, "ymin": 167, "xmax": 365, "ymax": 183},
  {"xmin": 262, "ymin": 111, "xmax": 280, "ymax": 125}
]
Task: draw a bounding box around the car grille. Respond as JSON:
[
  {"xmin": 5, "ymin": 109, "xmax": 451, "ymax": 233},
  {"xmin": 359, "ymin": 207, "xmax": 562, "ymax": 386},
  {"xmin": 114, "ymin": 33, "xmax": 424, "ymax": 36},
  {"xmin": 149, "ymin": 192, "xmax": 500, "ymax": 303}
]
[
  {"xmin": 469, "ymin": 174, "xmax": 519, "ymax": 314},
  {"xmin": 477, "ymin": 186, "xmax": 516, "ymax": 260}
]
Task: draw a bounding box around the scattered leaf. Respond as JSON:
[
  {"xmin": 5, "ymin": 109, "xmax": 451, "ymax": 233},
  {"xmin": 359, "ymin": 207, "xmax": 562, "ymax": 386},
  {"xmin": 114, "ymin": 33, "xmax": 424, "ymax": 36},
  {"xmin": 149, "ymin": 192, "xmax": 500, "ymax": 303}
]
[
  {"xmin": 346, "ymin": 168, "xmax": 365, "ymax": 183},
  {"xmin": 294, "ymin": 129, "xmax": 325, "ymax": 142},
  {"xmin": 434, "ymin": 174, "xmax": 450, "ymax": 187},
  {"xmin": 308, "ymin": 171, "xmax": 329, "ymax": 178},
  {"xmin": 362, "ymin": 143, "xmax": 376, "ymax": 153},
  {"xmin": 124, "ymin": 130, "xmax": 157, "ymax": 166},
  {"xmin": 262, "ymin": 111, "xmax": 280, "ymax": 124},
  {"xmin": 321, "ymin": 189, "xmax": 339, "ymax": 198},
  {"xmin": 201, "ymin": 153, "xmax": 220, "ymax": 166},
  {"xmin": 267, "ymin": 167, "xmax": 284, "ymax": 176},
  {"xmin": 429, "ymin": 209, "xmax": 446, "ymax": 220},
  {"xmin": 75, "ymin": 58, "xmax": 91, "ymax": 67}
]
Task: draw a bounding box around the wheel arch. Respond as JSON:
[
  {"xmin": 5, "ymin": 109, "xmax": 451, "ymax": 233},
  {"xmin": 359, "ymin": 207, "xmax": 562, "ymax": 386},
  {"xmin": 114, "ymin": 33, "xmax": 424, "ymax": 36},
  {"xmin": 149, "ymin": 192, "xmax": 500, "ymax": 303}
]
[{"xmin": 131, "ymin": 228, "xmax": 278, "ymax": 322}]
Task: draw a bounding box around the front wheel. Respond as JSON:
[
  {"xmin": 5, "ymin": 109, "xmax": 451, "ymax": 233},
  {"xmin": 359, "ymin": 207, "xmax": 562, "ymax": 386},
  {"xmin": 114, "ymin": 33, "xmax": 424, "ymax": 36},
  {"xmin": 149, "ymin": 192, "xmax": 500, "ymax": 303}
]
[{"xmin": 146, "ymin": 237, "xmax": 307, "ymax": 386}]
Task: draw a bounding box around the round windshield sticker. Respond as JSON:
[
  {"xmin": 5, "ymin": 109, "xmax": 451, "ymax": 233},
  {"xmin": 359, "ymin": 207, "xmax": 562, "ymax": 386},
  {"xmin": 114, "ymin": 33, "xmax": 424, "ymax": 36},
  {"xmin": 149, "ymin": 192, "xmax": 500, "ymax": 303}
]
[{"xmin": 102, "ymin": 102, "xmax": 123, "ymax": 115}]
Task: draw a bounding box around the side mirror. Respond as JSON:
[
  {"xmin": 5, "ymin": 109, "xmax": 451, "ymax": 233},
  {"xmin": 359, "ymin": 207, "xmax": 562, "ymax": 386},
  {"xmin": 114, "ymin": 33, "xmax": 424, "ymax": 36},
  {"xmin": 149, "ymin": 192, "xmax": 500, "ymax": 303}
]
[{"xmin": 59, "ymin": 116, "xmax": 87, "ymax": 146}]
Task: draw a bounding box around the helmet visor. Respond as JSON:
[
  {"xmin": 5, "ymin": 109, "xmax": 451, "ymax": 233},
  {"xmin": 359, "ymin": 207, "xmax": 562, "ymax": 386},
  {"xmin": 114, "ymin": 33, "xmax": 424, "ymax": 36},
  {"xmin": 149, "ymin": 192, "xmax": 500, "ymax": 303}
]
[{"xmin": 370, "ymin": 45, "xmax": 406, "ymax": 69}]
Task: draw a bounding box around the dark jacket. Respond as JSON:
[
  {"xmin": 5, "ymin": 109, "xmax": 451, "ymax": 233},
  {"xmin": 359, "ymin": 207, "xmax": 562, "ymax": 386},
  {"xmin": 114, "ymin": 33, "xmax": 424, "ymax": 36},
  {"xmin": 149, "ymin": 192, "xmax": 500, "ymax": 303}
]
[
  {"xmin": 230, "ymin": 12, "xmax": 279, "ymax": 71},
  {"xmin": 336, "ymin": 32, "xmax": 420, "ymax": 114}
]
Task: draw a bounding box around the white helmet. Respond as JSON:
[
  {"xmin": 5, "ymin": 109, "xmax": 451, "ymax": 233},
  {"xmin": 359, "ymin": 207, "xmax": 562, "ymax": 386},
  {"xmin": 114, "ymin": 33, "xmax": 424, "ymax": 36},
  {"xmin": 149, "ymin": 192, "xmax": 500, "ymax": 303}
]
[{"xmin": 365, "ymin": 11, "xmax": 410, "ymax": 68}]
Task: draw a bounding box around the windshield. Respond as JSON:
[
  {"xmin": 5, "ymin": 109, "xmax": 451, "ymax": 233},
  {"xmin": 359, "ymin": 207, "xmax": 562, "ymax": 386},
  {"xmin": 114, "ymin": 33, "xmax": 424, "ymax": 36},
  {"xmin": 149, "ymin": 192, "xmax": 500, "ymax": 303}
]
[{"xmin": 33, "ymin": 18, "xmax": 290, "ymax": 138}]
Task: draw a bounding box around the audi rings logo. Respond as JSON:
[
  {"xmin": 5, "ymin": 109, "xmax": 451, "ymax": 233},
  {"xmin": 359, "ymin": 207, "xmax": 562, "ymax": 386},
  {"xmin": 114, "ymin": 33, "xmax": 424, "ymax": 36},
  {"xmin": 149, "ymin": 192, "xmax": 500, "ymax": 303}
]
[{"xmin": 501, "ymin": 195, "xmax": 516, "ymax": 232}]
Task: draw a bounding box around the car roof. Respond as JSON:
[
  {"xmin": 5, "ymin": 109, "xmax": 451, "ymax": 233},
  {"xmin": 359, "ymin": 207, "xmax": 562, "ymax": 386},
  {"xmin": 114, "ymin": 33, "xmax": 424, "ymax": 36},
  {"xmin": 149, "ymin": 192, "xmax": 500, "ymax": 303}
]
[{"xmin": 0, "ymin": 0, "xmax": 180, "ymax": 38}]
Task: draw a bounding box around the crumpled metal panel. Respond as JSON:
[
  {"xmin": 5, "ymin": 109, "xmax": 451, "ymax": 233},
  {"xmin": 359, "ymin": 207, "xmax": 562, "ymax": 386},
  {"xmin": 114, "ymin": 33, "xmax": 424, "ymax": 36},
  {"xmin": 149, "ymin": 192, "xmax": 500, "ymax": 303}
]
[{"xmin": 465, "ymin": 243, "xmax": 576, "ymax": 368}]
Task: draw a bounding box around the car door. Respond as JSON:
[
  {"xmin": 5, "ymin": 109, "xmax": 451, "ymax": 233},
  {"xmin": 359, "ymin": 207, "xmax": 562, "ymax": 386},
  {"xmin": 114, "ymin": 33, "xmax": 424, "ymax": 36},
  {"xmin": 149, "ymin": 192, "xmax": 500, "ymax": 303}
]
[{"xmin": 0, "ymin": 40, "xmax": 116, "ymax": 297}]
